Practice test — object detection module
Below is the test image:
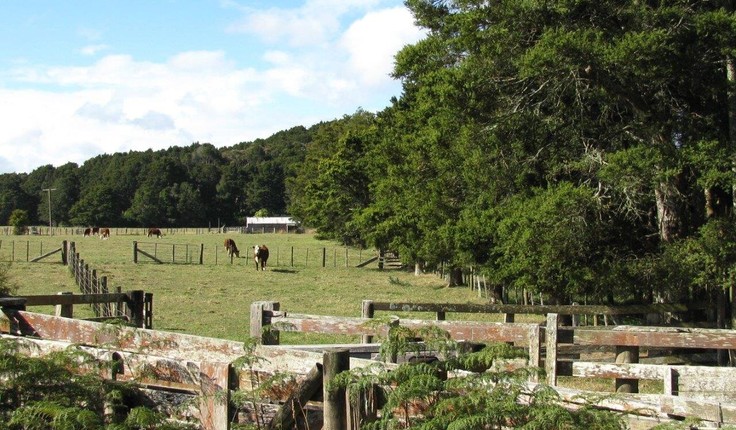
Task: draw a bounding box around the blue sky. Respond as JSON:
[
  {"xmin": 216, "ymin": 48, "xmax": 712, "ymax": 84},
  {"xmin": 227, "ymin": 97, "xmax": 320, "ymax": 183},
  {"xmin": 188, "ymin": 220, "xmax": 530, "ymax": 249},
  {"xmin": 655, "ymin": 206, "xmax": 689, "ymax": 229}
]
[{"xmin": 0, "ymin": 1, "xmax": 424, "ymax": 173}]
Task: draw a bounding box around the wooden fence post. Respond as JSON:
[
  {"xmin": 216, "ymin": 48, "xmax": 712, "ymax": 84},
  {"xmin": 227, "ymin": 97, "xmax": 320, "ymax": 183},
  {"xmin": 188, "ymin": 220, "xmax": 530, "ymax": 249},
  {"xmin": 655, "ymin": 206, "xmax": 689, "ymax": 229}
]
[
  {"xmin": 126, "ymin": 290, "xmax": 145, "ymax": 328},
  {"xmin": 199, "ymin": 244, "xmax": 204, "ymax": 265},
  {"xmin": 361, "ymin": 300, "xmax": 374, "ymax": 344},
  {"xmin": 323, "ymin": 349, "xmax": 350, "ymax": 430},
  {"xmin": 133, "ymin": 241, "xmax": 138, "ymax": 263},
  {"xmin": 144, "ymin": 293, "xmax": 153, "ymax": 329},
  {"xmin": 545, "ymin": 313, "xmax": 558, "ymax": 386},
  {"xmin": 290, "ymin": 246, "xmax": 294, "ymax": 267},
  {"xmin": 250, "ymin": 301, "xmax": 280, "ymax": 345},
  {"xmin": 61, "ymin": 240, "xmax": 68, "ymax": 265},
  {"xmin": 528, "ymin": 325, "xmax": 541, "ymax": 383},
  {"xmin": 115, "ymin": 286, "xmax": 122, "ymax": 318},
  {"xmin": 55, "ymin": 292, "xmax": 73, "ymax": 318},
  {"xmin": 615, "ymin": 345, "xmax": 639, "ymax": 393},
  {"xmin": 322, "ymin": 247, "xmax": 326, "ymax": 268}
]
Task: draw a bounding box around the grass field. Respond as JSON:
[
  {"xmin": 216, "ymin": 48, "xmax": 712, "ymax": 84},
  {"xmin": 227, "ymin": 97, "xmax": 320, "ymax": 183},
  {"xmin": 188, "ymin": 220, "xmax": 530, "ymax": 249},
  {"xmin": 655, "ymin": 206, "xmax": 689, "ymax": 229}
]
[{"xmin": 3, "ymin": 230, "xmax": 496, "ymax": 343}]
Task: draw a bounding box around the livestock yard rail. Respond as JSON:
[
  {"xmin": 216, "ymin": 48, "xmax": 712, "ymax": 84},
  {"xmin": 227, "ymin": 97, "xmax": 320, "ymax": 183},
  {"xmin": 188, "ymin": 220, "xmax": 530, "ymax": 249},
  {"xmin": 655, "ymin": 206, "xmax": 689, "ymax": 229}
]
[
  {"xmin": 3, "ymin": 298, "xmax": 736, "ymax": 429},
  {"xmin": 251, "ymin": 300, "xmax": 736, "ymax": 427}
]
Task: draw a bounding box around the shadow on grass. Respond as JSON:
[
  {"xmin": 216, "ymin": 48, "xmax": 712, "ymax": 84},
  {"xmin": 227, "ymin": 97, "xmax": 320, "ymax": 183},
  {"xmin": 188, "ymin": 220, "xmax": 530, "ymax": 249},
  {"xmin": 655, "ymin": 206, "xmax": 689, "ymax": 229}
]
[{"xmin": 270, "ymin": 268, "xmax": 299, "ymax": 274}]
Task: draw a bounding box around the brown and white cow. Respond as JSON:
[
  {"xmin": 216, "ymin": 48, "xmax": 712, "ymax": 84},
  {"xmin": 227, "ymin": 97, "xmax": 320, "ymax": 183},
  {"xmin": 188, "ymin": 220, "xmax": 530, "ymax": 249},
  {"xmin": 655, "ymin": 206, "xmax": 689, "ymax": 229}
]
[
  {"xmin": 253, "ymin": 245, "xmax": 269, "ymax": 270},
  {"xmin": 99, "ymin": 228, "xmax": 110, "ymax": 239},
  {"xmin": 224, "ymin": 238, "xmax": 240, "ymax": 258},
  {"xmin": 92, "ymin": 227, "xmax": 100, "ymax": 236},
  {"xmin": 147, "ymin": 227, "xmax": 162, "ymax": 238},
  {"xmin": 83, "ymin": 227, "xmax": 91, "ymax": 237}
]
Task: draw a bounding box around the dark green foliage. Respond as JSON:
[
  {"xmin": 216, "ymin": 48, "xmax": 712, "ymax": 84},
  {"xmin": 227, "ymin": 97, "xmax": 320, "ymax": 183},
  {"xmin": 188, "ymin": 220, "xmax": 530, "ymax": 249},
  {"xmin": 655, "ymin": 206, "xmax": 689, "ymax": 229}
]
[
  {"xmin": 8, "ymin": 209, "xmax": 30, "ymax": 235},
  {"xmin": 0, "ymin": 262, "xmax": 18, "ymax": 297}
]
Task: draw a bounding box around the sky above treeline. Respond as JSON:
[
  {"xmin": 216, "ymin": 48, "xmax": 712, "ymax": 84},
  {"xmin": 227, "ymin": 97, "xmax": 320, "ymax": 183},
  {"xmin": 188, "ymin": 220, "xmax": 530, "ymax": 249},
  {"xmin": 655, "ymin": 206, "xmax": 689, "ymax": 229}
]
[{"xmin": 0, "ymin": 0, "xmax": 425, "ymax": 174}]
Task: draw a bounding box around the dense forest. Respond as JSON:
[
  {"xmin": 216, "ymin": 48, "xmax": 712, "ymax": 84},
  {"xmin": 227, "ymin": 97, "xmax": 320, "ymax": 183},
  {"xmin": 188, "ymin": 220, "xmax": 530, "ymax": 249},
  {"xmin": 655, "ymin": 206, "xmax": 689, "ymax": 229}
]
[{"xmin": 3, "ymin": 0, "xmax": 736, "ymax": 307}]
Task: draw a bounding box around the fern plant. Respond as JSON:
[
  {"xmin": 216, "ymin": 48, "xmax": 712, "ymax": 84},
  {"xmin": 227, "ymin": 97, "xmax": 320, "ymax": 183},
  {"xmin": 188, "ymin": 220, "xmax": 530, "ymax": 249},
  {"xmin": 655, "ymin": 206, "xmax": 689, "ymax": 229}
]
[
  {"xmin": 331, "ymin": 324, "xmax": 626, "ymax": 430},
  {"xmin": 231, "ymin": 337, "xmax": 299, "ymax": 430},
  {"xmin": 0, "ymin": 337, "xmax": 197, "ymax": 429}
]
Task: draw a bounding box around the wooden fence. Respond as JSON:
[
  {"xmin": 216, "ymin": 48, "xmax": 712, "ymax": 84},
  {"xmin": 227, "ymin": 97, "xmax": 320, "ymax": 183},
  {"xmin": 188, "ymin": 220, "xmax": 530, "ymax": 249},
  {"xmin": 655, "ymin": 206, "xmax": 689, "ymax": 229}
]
[
  {"xmin": 250, "ymin": 300, "xmax": 736, "ymax": 426},
  {"xmin": 362, "ymin": 300, "xmax": 714, "ymax": 327},
  {"xmin": 0, "ymin": 239, "xmax": 67, "ymax": 263},
  {"xmin": 1, "ymin": 290, "xmax": 152, "ymax": 329},
  {"xmin": 0, "ymin": 307, "xmax": 381, "ymax": 430}
]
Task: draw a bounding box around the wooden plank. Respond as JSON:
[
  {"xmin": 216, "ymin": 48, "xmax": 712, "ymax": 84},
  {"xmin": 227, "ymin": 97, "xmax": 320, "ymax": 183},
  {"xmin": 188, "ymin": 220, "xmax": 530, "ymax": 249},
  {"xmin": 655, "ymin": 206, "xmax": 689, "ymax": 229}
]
[
  {"xmin": 137, "ymin": 248, "xmax": 163, "ymax": 264},
  {"xmin": 270, "ymin": 313, "xmax": 537, "ymax": 344},
  {"xmin": 573, "ymin": 326, "xmax": 736, "ymax": 349},
  {"xmin": 545, "ymin": 314, "xmax": 558, "ymax": 386},
  {"xmin": 30, "ymin": 247, "xmax": 61, "ymax": 262},
  {"xmin": 572, "ymin": 362, "xmax": 667, "ymax": 380},
  {"xmin": 1, "ymin": 310, "xmax": 245, "ymax": 363},
  {"xmin": 24, "ymin": 293, "xmax": 128, "ymax": 306},
  {"xmin": 198, "ymin": 361, "xmax": 230, "ymax": 430},
  {"xmin": 371, "ymin": 301, "xmax": 708, "ymax": 316}
]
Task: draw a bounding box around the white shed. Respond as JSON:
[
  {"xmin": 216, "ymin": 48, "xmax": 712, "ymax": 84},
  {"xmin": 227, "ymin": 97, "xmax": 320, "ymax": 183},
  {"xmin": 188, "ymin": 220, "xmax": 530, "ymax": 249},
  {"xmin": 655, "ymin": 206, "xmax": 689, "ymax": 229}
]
[{"xmin": 245, "ymin": 217, "xmax": 301, "ymax": 233}]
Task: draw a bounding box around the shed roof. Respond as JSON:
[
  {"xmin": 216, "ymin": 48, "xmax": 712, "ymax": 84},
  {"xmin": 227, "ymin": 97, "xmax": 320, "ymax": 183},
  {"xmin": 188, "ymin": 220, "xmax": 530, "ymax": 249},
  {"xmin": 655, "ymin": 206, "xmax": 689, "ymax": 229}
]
[{"xmin": 246, "ymin": 217, "xmax": 298, "ymax": 225}]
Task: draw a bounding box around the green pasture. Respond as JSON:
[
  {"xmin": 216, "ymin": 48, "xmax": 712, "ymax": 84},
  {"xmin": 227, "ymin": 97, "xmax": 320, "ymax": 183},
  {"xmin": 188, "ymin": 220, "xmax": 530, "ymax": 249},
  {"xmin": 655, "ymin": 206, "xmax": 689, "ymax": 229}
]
[
  {"xmin": 3, "ymin": 230, "xmax": 663, "ymax": 393},
  {"xmin": 2, "ymin": 230, "xmax": 498, "ymax": 343}
]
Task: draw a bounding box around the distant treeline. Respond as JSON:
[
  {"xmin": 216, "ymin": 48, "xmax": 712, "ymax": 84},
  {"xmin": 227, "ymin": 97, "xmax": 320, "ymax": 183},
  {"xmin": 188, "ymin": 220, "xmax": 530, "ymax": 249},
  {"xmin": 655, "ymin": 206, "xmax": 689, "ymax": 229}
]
[{"xmin": 0, "ymin": 124, "xmax": 314, "ymax": 229}]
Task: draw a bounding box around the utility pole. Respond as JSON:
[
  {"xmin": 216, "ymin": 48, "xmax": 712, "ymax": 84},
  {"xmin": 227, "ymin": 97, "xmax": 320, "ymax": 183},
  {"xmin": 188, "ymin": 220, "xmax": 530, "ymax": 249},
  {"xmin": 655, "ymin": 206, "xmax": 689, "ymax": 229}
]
[{"xmin": 41, "ymin": 188, "xmax": 57, "ymax": 229}]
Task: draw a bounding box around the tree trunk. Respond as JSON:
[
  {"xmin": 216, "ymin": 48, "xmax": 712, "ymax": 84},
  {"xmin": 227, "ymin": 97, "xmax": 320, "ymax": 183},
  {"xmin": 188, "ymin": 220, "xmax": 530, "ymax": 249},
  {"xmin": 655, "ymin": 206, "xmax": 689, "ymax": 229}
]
[
  {"xmin": 655, "ymin": 178, "xmax": 684, "ymax": 243},
  {"xmin": 447, "ymin": 267, "xmax": 464, "ymax": 287},
  {"xmin": 414, "ymin": 262, "xmax": 423, "ymax": 276}
]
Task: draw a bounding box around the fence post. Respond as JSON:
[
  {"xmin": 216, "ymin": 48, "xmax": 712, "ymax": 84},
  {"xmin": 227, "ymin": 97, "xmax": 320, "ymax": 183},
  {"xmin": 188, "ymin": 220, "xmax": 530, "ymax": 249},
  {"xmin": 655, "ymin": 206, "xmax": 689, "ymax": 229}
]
[
  {"xmin": 615, "ymin": 345, "xmax": 639, "ymax": 393},
  {"xmin": 144, "ymin": 293, "xmax": 153, "ymax": 329},
  {"xmin": 323, "ymin": 349, "xmax": 350, "ymax": 430},
  {"xmin": 250, "ymin": 301, "xmax": 280, "ymax": 345},
  {"xmin": 322, "ymin": 248, "xmax": 327, "ymax": 268},
  {"xmin": 528, "ymin": 325, "xmax": 541, "ymax": 383},
  {"xmin": 133, "ymin": 241, "xmax": 138, "ymax": 263},
  {"xmin": 55, "ymin": 292, "xmax": 73, "ymax": 318},
  {"xmin": 61, "ymin": 240, "xmax": 68, "ymax": 265},
  {"xmin": 115, "ymin": 286, "xmax": 122, "ymax": 318},
  {"xmin": 361, "ymin": 300, "xmax": 374, "ymax": 344},
  {"xmin": 290, "ymin": 246, "xmax": 294, "ymax": 267},
  {"xmin": 199, "ymin": 244, "xmax": 204, "ymax": 265},
  {"xmin": 545, "ymin": 313, "xmax": 558, "ymax": 386},
  {"xmin": 126, "ymin": 290, "xmax": 145, "ymax": 328}
]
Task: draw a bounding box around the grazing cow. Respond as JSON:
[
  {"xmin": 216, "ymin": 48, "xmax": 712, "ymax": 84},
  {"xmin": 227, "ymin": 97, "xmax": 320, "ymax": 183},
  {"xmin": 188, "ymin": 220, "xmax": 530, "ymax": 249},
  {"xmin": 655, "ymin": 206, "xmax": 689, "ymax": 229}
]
[
  {"xmin": 224, "ymin": 238, "xmax": 240, "ymax": 258},
  {"xmin": 92, "ymin": 227, "xmax": 100, "ymax": 236},
  {"xmin": 253, "ymin": 245, "xmax": 269, "ymax": 270},
  {"xmin": 83, "ymin": 228, "xmax": 91, "ymax": 237},
  {"xmin": 148, "ymin": 227, "xmax": 163, "ymax": 238},
  {"xmin": 99, "ymin": 228, "xmax": 110, "ymax": 239}
]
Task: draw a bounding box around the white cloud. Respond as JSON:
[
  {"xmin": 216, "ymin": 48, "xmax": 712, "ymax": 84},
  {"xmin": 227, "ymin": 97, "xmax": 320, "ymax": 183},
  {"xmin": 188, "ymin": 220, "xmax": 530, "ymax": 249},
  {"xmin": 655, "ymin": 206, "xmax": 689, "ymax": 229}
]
[
  {"xmin": 341, "ymin": 7, "xmax": 424, "ymax": 86},
  {"xmin": 0, "ymin": 2, "xmax": 424, "ymax": 174}
]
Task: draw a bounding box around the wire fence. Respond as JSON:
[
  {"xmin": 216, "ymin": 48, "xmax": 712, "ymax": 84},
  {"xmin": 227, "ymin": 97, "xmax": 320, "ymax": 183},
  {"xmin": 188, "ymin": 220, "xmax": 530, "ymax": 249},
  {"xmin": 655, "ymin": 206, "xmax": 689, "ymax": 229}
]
[{"xmin": 133, "ymin": 240, "xmax": 375, "ymax": 268}]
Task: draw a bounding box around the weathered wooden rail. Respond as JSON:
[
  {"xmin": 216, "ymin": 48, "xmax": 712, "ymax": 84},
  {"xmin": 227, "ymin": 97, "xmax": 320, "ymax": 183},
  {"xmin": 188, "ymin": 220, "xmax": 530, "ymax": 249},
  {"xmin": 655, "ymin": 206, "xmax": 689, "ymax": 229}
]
[
  {"xmin": 3, "ymin": 290, "xmax": 152, "ymax": 329},
  {"xmin": 0, "ymin": 306, "xmax": 387, "ymax": 430},
  {"xmin": 251, "ymin": 300, "xmax": 736, "ymax": 426},
  {"xmin": 362, "ymin": 299, "xmax": 712, "ymax": 325}
]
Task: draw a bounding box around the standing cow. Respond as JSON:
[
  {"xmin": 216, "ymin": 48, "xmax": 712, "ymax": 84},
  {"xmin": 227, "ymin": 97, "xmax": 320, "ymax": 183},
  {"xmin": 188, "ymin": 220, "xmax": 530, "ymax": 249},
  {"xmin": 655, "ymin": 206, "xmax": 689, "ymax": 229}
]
[
  {"xmin": 99, "ymin": 228, "xmax": 110, "ymax": 239},
  {"xmin": 83, "ymin": 228, "xmax": 91, "ymax": 237},
  {"xmin": 148, "ymin": 228, "xmax": 163, "ymax": 238},
  {"xmin": 224, "ymin": 238, "xmax": 240, "ymax": 258},
  {"xmin": 253, "ymin": 245, "xmax": 269, "ymax": 270}
]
